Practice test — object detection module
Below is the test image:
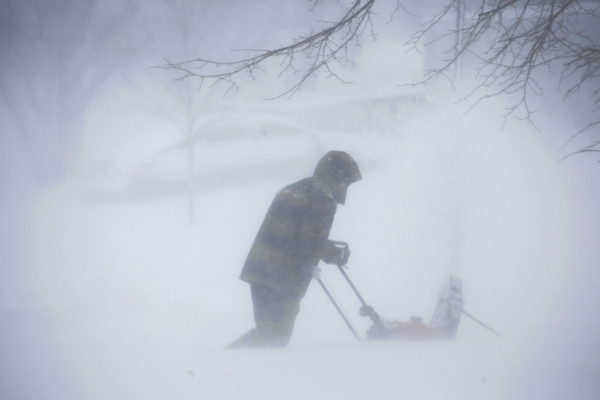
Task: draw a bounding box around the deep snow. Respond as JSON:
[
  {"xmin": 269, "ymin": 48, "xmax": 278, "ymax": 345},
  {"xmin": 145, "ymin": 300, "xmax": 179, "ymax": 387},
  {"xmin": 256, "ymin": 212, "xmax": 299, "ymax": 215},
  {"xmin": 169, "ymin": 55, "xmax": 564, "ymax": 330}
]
[
  {"xmin": 2, "ymin": 0, "xmax": 600, "ymax": 398},
  {"xmin": 2, "ymin": 92, "xmax": 600, "ymax": 399}
]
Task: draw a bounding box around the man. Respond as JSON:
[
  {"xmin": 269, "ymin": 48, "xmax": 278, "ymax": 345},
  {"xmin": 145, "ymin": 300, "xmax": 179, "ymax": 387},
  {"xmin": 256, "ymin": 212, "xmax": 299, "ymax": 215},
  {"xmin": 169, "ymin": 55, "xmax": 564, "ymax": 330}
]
[{"xmin": 228, "ymin": 151, "xmax": 362, "ymax": 348}]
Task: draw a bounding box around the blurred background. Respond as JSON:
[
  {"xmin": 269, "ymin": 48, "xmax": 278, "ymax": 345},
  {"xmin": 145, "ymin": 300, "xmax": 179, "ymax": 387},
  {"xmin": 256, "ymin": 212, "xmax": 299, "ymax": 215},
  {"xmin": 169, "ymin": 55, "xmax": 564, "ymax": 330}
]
[{"xmin": 1, "ymin": 1, "xmax": 599, "ymax": 399}]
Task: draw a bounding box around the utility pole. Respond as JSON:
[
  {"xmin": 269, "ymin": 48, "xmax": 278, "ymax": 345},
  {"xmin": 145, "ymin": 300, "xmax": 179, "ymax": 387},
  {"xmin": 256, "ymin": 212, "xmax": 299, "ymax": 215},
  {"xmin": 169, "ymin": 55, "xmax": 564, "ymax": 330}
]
[{"xmin": 453, "ymin": 0, "xmax": 464, "ymax": 91}]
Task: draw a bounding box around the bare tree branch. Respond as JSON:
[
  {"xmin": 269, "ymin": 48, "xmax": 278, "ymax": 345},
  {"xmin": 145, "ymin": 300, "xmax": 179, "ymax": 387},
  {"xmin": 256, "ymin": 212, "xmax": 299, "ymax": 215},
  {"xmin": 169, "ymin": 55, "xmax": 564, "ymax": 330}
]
[
  {"xmin": 157, "ymin": 0, "xmax": 600, "ymax": 158},
  {"xmin": 157, "ymin": 0, "xmax": 377, "ymax": 99},
  {"xmin": 410, "ymin": 0, "xmax": 600, "ymax": 152}
]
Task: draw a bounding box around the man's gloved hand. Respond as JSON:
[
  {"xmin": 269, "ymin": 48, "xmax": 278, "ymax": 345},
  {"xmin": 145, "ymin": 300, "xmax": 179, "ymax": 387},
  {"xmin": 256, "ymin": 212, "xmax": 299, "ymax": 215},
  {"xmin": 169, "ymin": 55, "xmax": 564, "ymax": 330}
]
[{"xmin": 321, "ymin": 240, "xmax": 351, "ymax": 265}]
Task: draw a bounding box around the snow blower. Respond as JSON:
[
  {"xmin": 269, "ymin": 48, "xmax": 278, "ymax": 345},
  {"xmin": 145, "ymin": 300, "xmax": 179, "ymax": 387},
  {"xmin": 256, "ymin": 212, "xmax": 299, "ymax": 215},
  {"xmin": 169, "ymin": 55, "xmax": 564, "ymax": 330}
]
[{"xmin": 319, "ymin": 242, "xmax": 501, "ymax": 341}]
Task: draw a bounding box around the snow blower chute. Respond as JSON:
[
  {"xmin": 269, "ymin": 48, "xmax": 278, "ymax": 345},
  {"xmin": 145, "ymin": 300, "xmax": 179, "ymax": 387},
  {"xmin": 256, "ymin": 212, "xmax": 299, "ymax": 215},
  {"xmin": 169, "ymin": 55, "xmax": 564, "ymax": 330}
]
[{"xmin": 318, "ymin": 242, "xmax": 501, "ymax": 341}]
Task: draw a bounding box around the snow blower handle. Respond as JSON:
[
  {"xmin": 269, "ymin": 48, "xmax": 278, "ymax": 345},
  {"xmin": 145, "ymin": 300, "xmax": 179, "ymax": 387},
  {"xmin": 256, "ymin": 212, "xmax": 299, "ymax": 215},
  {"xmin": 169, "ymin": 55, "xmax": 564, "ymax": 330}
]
[
  {"xmin": 329, "ymin": 248, "xmax": 387, "ymax": 332},
  {"xmin": 328, "ymin": 242, "xmax": 367, "ymax": 303},
  {"xmin": 315, "ymin": 277, "xmax": 361, "ymax": 341}
]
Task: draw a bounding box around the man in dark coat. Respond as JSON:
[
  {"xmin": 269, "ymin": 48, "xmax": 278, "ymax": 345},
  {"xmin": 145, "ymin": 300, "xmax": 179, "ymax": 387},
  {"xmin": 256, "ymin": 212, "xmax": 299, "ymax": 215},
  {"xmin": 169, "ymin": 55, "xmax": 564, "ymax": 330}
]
[{"xmin": 228, "ymin": 151, "xmax": 362, "ymax": 348}]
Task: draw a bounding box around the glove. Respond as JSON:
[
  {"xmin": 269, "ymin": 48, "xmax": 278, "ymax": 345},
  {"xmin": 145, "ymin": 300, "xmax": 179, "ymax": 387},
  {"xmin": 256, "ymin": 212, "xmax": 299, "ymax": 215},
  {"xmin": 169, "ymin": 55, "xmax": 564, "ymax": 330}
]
[{"xmin": 321, "ymin": 240, "xmax": 351, "ymax": 265}]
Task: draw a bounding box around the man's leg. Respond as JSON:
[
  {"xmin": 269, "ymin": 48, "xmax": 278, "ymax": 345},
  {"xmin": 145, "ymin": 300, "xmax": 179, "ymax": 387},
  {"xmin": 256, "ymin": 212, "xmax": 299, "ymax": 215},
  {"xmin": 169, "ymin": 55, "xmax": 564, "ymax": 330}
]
[
  {"xmin": 227, "ymin": 283, "xmax": 302, "ymax": 348},
  {"xmin": 251, "ymin": 283, "xmax": 301, "ymax": 347}
]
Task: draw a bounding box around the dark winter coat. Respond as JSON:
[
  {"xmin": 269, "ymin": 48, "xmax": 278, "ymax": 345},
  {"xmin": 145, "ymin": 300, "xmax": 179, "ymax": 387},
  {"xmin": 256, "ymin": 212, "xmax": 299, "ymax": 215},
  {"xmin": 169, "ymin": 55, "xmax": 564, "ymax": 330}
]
[{"xmin": 240, "ymin": 176, "xmax": 337, "ymax": 296}]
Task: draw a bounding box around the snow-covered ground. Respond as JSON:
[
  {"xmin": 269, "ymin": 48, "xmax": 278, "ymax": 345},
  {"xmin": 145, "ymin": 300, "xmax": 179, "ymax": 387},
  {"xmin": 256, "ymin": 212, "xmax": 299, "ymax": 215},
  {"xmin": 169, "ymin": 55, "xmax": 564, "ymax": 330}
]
[{"xmin": 2, "ymin": 97, "xmax": 600, "ymax": 400}]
